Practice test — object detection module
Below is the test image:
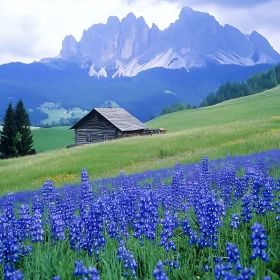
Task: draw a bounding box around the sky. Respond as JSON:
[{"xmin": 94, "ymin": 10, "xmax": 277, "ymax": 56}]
[{"xmin": 0, "ymin": 0, "xmax": 280, "ymax": 64}]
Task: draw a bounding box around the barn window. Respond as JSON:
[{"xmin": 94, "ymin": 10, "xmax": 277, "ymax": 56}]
[{"xmin": 87, "ymin": 134, "xmax": 91, "ymax": 142}]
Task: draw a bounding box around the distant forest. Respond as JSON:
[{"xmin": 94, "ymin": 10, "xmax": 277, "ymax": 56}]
[
  {"xmin": 29, "ymin": 109, "xmax": 49, "ymax": 125},
  {"xmin": 160, "ymin": 63, "xmax": 280, "ymax": 116},
  {"xmin": 200, "ymin": 63, "xmax": 280, "ymax": 107},
  {"xmin": 160, "ymin": 103, "xmax": 198, "ymax": 116}
]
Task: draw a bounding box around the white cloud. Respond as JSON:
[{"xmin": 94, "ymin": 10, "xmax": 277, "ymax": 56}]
[{"xmin": 0, "ymin": 0, "xmax": 279, "ymax": 64}]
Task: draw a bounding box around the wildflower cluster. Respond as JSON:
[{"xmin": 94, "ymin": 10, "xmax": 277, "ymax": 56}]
[
  {"xmin": 250, "ymin": 223, "xmax": 269, "ymax": 262},
  {"xmin": 74, "ymin": 260, "xmax": 100, "ymax": 280},
  {"xmin": 0, "ymin": 150, "xmax": 279, "ymax": 279},
  {"xmin": 117, "ymin": 240, "xmax": 138, "ymax": 278}
]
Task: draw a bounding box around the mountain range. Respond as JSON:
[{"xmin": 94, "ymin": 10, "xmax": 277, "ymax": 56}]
[
  {"xmin": 0, "ymin": 7, "xmax": 279, "ymax": 122},
  {"xmin": 42, "ymin": 7, "xmax": 280, "ymax": 78}
]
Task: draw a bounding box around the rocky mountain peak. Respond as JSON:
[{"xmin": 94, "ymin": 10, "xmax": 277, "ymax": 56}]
[
  {"xmin": 107, "ymin": 16, "xmax": 120, "ymax": 26},
  {"xmin": 179, "ymin": 6, "xmax": 194, "ymax": 19},
  {"xmin": 136, "ymin": 16, "xmax": 146, "ymax": 26},
  {"xmin": 122, "ymin": 12, "xmax": 137, "ymax": 24},
  {"xmin": 49, "ymin": 7, "xmax": 280, "ymax": 78},
  {"xmin": 60, "ymin": 35, "xmax": 78, "ymax": 59}
]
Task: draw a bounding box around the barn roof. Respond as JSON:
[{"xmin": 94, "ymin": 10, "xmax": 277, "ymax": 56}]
[{"xmin": 70, "ymin": 108, "xmax": 148, "ymax": 132}]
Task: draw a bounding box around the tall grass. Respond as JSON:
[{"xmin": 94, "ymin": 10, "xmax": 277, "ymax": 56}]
[
  {"xmin": 147, "ymin": 86, "xmax": 280, "ymax": 131},
  {"xmin": 0, "ymin": 118, "xmax": 280, "ymax": 196}
]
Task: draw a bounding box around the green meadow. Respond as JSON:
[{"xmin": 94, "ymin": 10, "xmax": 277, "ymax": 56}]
[
  {"xmin": 147, "ymin": 86, "xmax": 280, "ymax": 131},
  {"xmin": 0, "ymin": 86, "xmax": 279, "ymax": 195},
  {"xmin": 32, "ymin": 127, "xmax": 74, "ymax": 153},
  {"xmin": 40, "ymin": 106, "xmax": 87, "ymax": 125}
]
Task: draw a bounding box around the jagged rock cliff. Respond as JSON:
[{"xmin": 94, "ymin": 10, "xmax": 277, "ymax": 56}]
[{"xmin": 42, "ymin": 7, "xmax": 280, "ymax": 78}]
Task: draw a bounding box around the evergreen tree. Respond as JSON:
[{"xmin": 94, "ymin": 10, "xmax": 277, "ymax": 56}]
[
  {"xmin": 267, "ymin": 68, "xmax": 277, "ymax": 88},
  {"xmin": 0, "ymin": 103, "xmax": 18, "ymax": 158},
  {"xmin": 275, "ymin": 63, "xmax": 280, "ymax": 84},
  {"xmin": 200, "ymin": 64, "xmax": 279, "ymax": 108},
  {"xmin": 14, "ymin": 99, "xmax": 35, "ymax": 156}
]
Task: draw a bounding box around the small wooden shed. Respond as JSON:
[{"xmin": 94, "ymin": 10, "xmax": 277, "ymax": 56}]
[{"xmin": 70, "ymin": 108, "xmax": 148, "ymax": 145}]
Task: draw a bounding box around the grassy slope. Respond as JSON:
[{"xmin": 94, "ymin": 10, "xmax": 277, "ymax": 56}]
[
  {"xmin": 30, "ymin": 87, "xmax": 280, "ymax": 153},
  {"xmin": 0, "ymin": 87, "xmax": 280, "ymax": 195},
  {"xmin": 147, "ymin": 86, "xmax": 280, "ymax": 131},
  {"xmin": 32, "ymin": 127, "xmax": 74, "ymax": 153}
]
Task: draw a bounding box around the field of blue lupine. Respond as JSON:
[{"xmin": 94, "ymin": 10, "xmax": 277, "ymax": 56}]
[{"xmin": 0, "ymin": 150, "xmax": 280, "ymax": 279}]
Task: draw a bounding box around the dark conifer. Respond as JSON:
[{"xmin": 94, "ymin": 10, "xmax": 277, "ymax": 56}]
[
  {"xmin": 0, "ymin": 103, "xmax": 18, "ymax": 158},
  {"xmin": 275, "ymin": 63, "xmax": 280, "ymax": 84},
  {"xmin": 14, "ymin": 99, "xmax": 35, "ymax": 156}
]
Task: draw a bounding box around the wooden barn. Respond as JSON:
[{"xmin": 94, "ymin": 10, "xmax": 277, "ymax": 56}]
[{"xmin": 70, "ymin": 108, "xmax": 149, "ymax": 145}]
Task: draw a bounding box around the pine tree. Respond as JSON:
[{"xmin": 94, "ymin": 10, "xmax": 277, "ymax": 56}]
[
  {"xmin": 275, "ymin": 63, "xmax": 280, "ymax": 84},
  {"xmin": 14, "ymin": 99, "xmax": 35, "ymax": 156},
  {"xmin": 0, "ymin": 103, "xmax": 18, "ymax": 158},
  {"xmin": 267, "ymin": 68, "xmax": 277, "ymax": 89}
]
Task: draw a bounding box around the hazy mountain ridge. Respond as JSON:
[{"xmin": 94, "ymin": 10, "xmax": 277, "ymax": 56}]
[
  {"xmin": 0, "ymin": 62, "xmax": 274, "ymax": 122},
  {"xmin": 41, "ymin": 7, "xmax": 280, "ymax": 78}
]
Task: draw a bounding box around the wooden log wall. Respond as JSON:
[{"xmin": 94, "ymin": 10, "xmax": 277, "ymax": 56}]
[
  {"xmin": 75, "ymin": 112, "xmax": 119, "ymax": 144},
  {"xmin": 73, "ymin": 110, "xmax": 166, "ymax": 146}
]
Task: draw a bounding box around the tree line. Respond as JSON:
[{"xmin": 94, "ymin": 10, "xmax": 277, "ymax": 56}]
[
  {"xmin": 159, "ymin": 64, "xmax": 280, "ymax": 116},
  {"xmin": 160, "ymin": 103, "xmax": 198, "ymax": 116},
  {"xmin": 0, "ymin": 100, "xmax": 35, "ymax": 158},
  {"xmin": 29, "ymin": 109, "xmax": 49, "ymax": 125},
  {"xmin": 200, "ymin": 63, "xmax": 280, "ymax": 107},
  {"xmin": 39, "ymin": 117, "xmax": 81, "ymax": 128}
]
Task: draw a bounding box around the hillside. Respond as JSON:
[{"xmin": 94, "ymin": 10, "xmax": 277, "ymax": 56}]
[
  {"xmin": 30, "ymin": 86, "xmax": 280, "ymax": 153},
  {"xmin": 0, "ymin": 63, "xmax": 273, "ymax": 123},
  {"xmin": 147, "ymin": 86, "xmax": 280, "ymax": 131},
  {"xmin": 1, "ymin": 86, "xmax": 280, "ymax": 195}
]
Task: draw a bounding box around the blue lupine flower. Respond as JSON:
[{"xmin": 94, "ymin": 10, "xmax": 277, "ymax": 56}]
[
  {"xmin": 237, "ymin": 267, "xmax": 255, "ymax": 280},
  {"xmin": 233, "ymin": 178, "xmax": 245, "ymax": 203},
  {"xmin": 117, "ymin": 239, "xmax": 138, "ymax": 277},
  {"xmin": 79, "ymin": 202, "xmax": 106, "ymax": 258},
  {"xmin": 182, "ymin": 216, "xmax": 198, "ymax": 245},
  {"xmin": 51, "ymin": 212, "xmax": 65, "ymax": 242},
  {"xmin": 80, "ymin": 168, "xmax": 93, "ymax": 209},
  {"xmin": 195, "ymin": 191, "xmax": 225, "ymax": 249},
  {"xmin": 250, "ymin": 223, "xmax": 269, "ymax": 262},
  {"xmin": 18, "ymin": 244, "xmax": 32, "ymax": 257},
  {"xmin": 53, "ymin": 276, "xmax": 60, "ymax": 280},
  {"xmin": 2, "ymin": 228, "xmax": 20, "ymax": 265},
  {"xmin": 4, "ymin": 263, "xmax": 24, "ymax": 280},
  {"xmin": 87, "ymin": 266, "xmax": 100, "ymax": 280},
  {"xmin": 32, "ymin": 195, "xmax": 43, "ymax": 214},
  {"xmin": 17, "ymin": 204, "xmax": 31, "ymax": 242},
  {"xmin": 41, "ymin": 179, "xmax": 55, "ymax": 206},
  {"xmin": 226, "ymin": 243, "xmax": 243, "ymax": 273},
  {"xmin": 30, "ymin": 210, "xmax": 44, "ymax": 243},
  {"xmin": 163, "ymin": 259, "xmax": 179, "ymax": 272},
  {"xmin": 214, "ymin": 243, "xmax": 245, "ymax": 279},
  {"xmin": 74, "ymin": 260, "xmax": 88, "ymax": 276},
  {"xmin": 0, "ymin": 151, "xmax": 279, "ymax": 279},
  {"xmin": 153, "ymin": 260, "xmax": 168, "ymax": 280},
  {"xmin": 133, "ymin": 191, "xmax": 159, "ymax": 244},
  {"xmin": 159, "ymin": 211, "xmax": 177, "ymax": 252},
  {"xmin": 256, "ymin": 178, "xmax": 275, "ymax": 215},
  {"xmin": 241, "ymin": 196, "xmax": 252, "ymax": 223},
  {"xmin": 230, "ymin": 214, "xmax": 240, "ymax": 229},
  {"xmin": 69, "ymin": 216, "xmax": 82, "ymax": 251}
]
